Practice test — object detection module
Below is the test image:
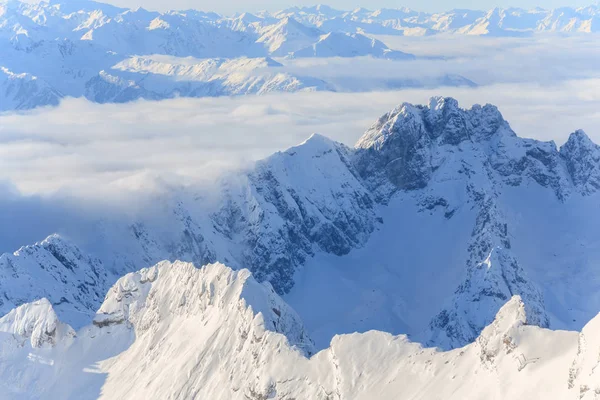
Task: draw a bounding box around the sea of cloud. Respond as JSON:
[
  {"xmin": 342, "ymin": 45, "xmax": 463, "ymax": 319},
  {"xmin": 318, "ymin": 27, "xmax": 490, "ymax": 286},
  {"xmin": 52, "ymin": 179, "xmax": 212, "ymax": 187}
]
[{"xmin": 1, "ymin": 34, "xmax": 600, "ymax": 251}]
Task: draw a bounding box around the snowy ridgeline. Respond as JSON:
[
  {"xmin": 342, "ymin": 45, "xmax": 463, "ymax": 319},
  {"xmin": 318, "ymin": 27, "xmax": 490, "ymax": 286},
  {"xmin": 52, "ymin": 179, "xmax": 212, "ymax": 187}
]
[
  {"xmin": 1, "ymin": 97, "xmax": 600, "ymax": 397},
  {"xmin": 0, "ymin": 261, "xmax": 599, "ymax": 399}
]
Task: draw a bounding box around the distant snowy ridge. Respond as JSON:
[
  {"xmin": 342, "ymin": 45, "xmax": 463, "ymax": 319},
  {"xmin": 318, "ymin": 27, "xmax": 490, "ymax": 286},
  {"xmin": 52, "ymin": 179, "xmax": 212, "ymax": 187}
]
[
  {"xmin": 288, "ymin": 31, "xmax": 415, "ymax": 60},
  {"xmin": 1, "ymin": 262, "xmax": 600, "ymax": 399},
  {"xmin": 0, "ymin": 66, "xmax": 61, "ymax": 111},
  {"xmin": 267, "ymin": 4, "xmax": 600, "ymax": 36},
  {"xmin": 84, "ymin": 55, "xmax": 333, "ymax": 103}
]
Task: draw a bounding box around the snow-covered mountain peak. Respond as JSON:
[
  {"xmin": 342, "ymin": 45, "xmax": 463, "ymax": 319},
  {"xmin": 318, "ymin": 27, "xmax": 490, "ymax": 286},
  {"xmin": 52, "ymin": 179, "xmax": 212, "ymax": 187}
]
[
  {"xmin": 93, "ymin": 261, "xmax": 314, "ymax": 354},
  {"xmin": 0, "ymin": 298, "xmax": 75, "ymax": 348},
  {"xmin": 473, "ymin": 295, "xmax": 535, "ymax": 369},
  {"xmin": 352, "ymin": 97, "xmax": 514, "ymax": 192},
  {"xmin": 274, "ymin": 15, "xmax": 316, "ymax": 33},
  {"xmin": 560, "ymin": 129, "xmax": 600, "ymax": 195},
  {"xmin": 0, "ymin": 233, "xmax": 108, "ymax": 328},
  {"xmin": 0, "ymin": 66, "xmax": 62, "ymax": 111},
  {"xmin": 355, "ymin": 96, "xmax": 510, "ymax": 153},
  {"xmin": 236, "ymin": 11, "xmax": 259, "ymax": 22},
  {"xmin": 257, "ymin": 15, "xmax": 322, "ymax": 55},
  {"xmin": 292, "ymin": 132, "xmax": 337, "ymax": 154},
  {"xmin": 288, "ymin": 30, "xmax": 414, "ymax": 59},
  {"xmin": 428, "ymin": 95, "xmax": 459, "ymax": 112}
]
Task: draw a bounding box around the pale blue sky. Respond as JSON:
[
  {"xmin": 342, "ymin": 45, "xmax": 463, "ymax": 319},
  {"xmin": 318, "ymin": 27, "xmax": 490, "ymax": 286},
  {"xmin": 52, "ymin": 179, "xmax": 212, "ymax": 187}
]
[{"xmin": 106, "ymin": 0, "xmax": 595, "ymax": 14}]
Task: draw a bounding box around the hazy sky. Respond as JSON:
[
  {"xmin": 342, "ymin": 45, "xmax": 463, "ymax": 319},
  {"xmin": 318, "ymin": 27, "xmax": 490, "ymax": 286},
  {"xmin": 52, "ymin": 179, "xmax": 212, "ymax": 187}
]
[{"xmin": 102, "ymin": 0, "xmax": 594, "ymax": 14}]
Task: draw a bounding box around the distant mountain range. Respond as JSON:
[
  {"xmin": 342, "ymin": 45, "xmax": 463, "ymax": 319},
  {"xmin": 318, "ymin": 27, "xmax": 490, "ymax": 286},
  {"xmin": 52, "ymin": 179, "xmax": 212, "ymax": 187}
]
[
  {"xmin": 7, "ymin": 1, "xmax": 600, "ymax": 110},
  {"xmin": 266, "ymin": 4, "xmax": 600, "ymax": 36},
  {"xmin": 0, "ymin": 0, "xmax": 426, "ymax": 110}
]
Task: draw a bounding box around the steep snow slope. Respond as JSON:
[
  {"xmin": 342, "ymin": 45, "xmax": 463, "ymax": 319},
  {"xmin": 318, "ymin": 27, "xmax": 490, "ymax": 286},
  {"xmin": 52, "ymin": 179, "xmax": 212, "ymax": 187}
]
[{"xmin": 1, "ymin": 262, "xmax": 599, "ymax": 399}]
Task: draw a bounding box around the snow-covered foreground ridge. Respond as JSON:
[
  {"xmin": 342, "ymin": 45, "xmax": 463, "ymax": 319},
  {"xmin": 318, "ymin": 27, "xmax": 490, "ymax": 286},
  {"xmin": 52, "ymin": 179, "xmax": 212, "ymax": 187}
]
[{"xmin": 1, "ymin": 260, "xmax": 599, "ymax": 400}]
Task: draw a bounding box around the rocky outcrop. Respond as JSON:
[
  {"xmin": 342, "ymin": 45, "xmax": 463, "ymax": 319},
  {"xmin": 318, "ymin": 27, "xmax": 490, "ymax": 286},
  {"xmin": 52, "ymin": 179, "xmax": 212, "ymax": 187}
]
[
  {"xmin": 0, "ymin": 234, "xmax": 108, "ymax": 328},
  {"xmin": 428, "ymin": 194, "xmax": 548, "ymax": 349},
  {"xmin": 560, "ymin": 129, "xmax": 600, "ymax": 195}
]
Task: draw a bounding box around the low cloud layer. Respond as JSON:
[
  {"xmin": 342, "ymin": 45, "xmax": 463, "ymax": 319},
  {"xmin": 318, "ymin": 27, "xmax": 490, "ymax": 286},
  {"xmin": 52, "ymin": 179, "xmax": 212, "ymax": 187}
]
[{"xmin": 2, "ymin": 79, "xmax": 600, "ymax": 196}]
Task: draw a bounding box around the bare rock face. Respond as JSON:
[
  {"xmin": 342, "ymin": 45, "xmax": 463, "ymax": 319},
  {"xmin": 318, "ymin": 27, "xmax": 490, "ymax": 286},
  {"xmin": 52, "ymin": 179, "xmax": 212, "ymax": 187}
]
[
  {"xmin": 560, "ymin": 129, "xmax": 600, "ymax": 195},
  {"xmin": 213, "ymin": 134, "xmax": 377, "ymax": 294}
]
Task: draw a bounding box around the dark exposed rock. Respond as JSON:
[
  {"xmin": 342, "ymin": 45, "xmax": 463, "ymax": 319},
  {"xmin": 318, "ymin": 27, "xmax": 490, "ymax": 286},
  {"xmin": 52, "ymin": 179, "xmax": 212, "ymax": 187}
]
[{"xmin": 560, "ymin": 129, "xmax": 600, "ymax": 195}]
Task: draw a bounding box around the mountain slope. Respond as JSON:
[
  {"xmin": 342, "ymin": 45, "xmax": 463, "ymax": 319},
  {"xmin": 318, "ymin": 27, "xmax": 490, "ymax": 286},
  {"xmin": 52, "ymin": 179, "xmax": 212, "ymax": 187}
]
[
  {"xmin": 286, "ymin": 97, "xmax": 600, "ymax": 349},
  {"xmin": 256, "ymin": 16, "xmax": 322, "ymax": 56},
  {"xmin": 289, "ymin": 32, "xmax": 415, "ymax": 59},
  {"xmin": 84, "ymin": 55, "xmax": 330, "ymax": 103},
  {"xmin": 0, "ymin": 66, "xmax": 62, "ymax": 110}
]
